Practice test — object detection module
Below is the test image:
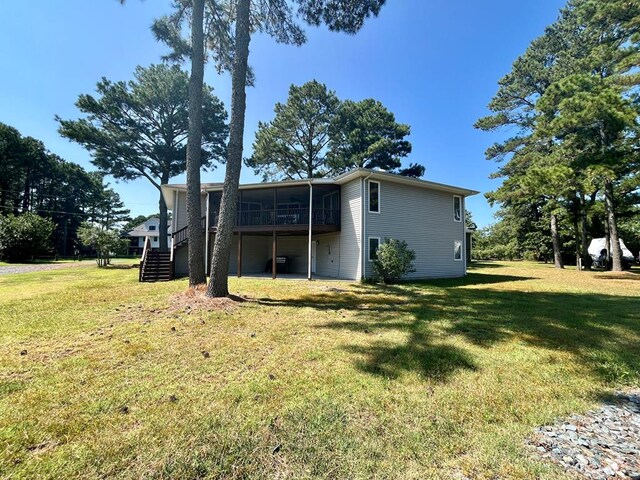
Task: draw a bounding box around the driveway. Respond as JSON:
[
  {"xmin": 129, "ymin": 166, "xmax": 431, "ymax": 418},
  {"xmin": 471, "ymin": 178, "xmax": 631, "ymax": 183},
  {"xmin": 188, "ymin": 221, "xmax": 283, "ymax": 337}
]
[{"xmin": 0, "ymin": 262, "xmax": 92, "ymax": 275}]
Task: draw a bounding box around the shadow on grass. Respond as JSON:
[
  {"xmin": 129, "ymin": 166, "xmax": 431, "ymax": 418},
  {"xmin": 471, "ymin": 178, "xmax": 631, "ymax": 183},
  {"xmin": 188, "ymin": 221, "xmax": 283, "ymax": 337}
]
[{"xmin": 258, "ymin": 273, "xmax": 640, "ymax": 385}]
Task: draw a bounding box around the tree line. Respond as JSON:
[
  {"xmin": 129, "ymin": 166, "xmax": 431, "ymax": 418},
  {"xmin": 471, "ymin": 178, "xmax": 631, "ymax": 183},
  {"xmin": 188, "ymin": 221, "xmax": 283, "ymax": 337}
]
[
  {"xmin": 0, "ymin": 122, "xmax": 131, "ymax": 260},
  {"xmin": 476, "ymin": 0, "xmax": 640, "ymax": 270}
]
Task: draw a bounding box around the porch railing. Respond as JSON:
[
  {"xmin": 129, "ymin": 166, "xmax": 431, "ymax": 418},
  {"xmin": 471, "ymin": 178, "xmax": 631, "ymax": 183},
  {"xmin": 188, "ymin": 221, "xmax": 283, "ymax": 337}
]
[
  {"xmin": 211, "ymin": 208, "xmax": 340, "ymax": 229},
  {"xmin": 172, "ymin": 216, "xmax": 206, "ymax": 248}
]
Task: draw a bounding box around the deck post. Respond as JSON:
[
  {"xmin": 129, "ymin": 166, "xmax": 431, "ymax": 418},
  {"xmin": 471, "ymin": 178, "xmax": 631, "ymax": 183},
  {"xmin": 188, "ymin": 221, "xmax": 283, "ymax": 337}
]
[
  {"xmin": 308, "ymin": 182, "xmax": 313, "ymax": 281},
  {"xmin": 237, "ymin": 232, "xmax": 242, "ymax": 277},
  {"xmin": 272, "ymin": 231, "xmax": 277, "ymax": 279}
]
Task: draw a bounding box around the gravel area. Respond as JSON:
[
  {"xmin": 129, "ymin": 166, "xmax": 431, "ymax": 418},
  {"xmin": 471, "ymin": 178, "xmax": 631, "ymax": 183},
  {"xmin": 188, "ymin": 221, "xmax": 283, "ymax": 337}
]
[
  {"xmin": 529, "ymin": 391, "xmax": 640, "ymax": 479},
  {"xmin": 0, "ymin": 262, "xmax": 91, "ymax": 275}
]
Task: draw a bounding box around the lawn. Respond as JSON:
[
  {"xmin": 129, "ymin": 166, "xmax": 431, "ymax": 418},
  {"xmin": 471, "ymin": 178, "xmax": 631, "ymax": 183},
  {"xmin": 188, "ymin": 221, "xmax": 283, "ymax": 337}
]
[{"xmin": 0, "ymin": 262, "xmax": 638, "ymax": 479}]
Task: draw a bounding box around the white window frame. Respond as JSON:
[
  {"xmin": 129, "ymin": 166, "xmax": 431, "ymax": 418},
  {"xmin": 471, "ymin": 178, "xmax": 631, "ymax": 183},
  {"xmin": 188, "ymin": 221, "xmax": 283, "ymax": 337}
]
[
  {"xmin": 453, "ymin": 195, "xmax": 462, "ymax": 223},
  {"xmin": 368, "ymin": 180, "xmax": 381, "ymax": 214},
  {"xmin": 454, "ymin": 240, "xmax": 463, "ymax": 262},
  {"xmin": 148, "ymin": 225, "xmax": 157, "ymax": 231},
  {"xmin": 368, "ymin": 237, "xmax": 380, "ymax": 262}
]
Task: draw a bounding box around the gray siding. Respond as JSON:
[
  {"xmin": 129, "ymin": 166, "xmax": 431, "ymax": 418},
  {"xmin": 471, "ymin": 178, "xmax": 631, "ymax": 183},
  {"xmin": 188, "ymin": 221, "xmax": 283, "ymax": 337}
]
[
  {"xmin": 175, "ymin": 191, "xmax": 206, "ymax": 230},
  {"xmin": 314, "ymin": 233, "xmax": 340, "ymax": 278},
  {"xmin": 364, "ymin": 180, "xmax": 466, "ymax": 279},
  {"xmin": 274, "ymin": 236, "xmax": 308, "ymax": 274},
  {"xmin": 338, "ymin": 179, "xmax": 362, "ymax": 280},
  {"xmin": 229, "ymin": 235, "xmax": 271, "ymax": 274},
  {"xmin": 174, "ymin": 245, "xmax": 188, "ymax": 276}
]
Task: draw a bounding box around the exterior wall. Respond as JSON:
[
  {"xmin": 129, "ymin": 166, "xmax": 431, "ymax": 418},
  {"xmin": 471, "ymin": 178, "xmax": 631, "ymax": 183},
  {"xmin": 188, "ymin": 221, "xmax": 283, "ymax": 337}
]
[
  {"xmin": 363, "ymin": 180, "xmax": 466, "ymax": 279},
  {"xmin": 338, "ymin": 179, "xmax": 362, "ymax": 280},
  {"xmin": 174, "ymin": 244, "xmax": 189, "ymax": 276},
  {"xmin": 275, "ymin": 236, "xmax": 309, "ymax": 274},
  {"xmin": 175, "ymin": 191, "xmax": 206, "ymax": 230},
  {"xmin": 228, "ymin": 235, "xmax": 271, "ymax": 274},
  {"xmin": 315, "ymin": 232, "xmax": 340, "ymax": 278}
]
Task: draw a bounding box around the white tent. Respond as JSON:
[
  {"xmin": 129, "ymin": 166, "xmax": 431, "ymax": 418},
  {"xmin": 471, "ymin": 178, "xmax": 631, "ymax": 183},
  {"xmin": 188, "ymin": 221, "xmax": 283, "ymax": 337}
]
[{"xmin": 587, "ymin": 238, "xmax": 635, "ymax": 262}]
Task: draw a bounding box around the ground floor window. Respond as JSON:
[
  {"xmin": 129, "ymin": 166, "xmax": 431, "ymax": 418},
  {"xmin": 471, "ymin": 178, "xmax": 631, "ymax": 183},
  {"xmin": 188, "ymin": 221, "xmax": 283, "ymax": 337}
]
[
  {"xmin": 368, "ymin": 237, "xmax": 380, "ymax": 262},
  {"xmin": 454, "ymin": 240, "xmax": 462, "ymax": 261}
]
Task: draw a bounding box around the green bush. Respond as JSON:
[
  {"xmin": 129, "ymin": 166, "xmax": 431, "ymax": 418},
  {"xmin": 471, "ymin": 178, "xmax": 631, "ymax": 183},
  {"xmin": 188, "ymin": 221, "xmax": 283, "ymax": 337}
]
[
  {"xmin": 372, "ymin": 238, "xmax": 416, "ymax": 284},
  {"xmin": 77, "ymin": 222, "xmax": 129, "ymax": 267},
  {"xmin": 0, "ymin": 213, "xmax": 55, "ymax": 262}
]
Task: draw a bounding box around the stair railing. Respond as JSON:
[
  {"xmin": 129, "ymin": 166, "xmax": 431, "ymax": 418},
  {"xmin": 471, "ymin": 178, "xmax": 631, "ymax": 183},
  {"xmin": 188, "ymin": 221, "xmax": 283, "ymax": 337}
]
[{"xmin": 139, "ymin": 236, "xmax": 152, "ymax": 282}]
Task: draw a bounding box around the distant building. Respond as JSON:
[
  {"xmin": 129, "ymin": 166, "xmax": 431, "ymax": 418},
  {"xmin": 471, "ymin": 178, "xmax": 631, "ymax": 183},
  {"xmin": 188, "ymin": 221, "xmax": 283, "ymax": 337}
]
[{"xmin": 126, "ymin": 217, "xmax": 171, "ymax": 255}]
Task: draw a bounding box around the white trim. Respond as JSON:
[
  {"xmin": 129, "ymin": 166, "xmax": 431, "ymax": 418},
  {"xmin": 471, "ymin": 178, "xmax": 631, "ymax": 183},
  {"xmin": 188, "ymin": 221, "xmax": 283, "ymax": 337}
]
[
  {"xmin": 368, "ymin": 180, "xmax": 381, "ymax": 214},
  {"xmin": 454, "ymin": 239, "xmax": 463, "ymax": 262},
  {"xmin": 307, "ymin": 182, "xmax": 313, "ymax": 281},
  {"xmin": 205, "ymin": 191, "xmax": 210, "ymax": 275},
  {"xmin": 368, "ymin": 237, "xmax": 380, "ymax": 262},
  {"xmin": 453, "ymin": 195, "xmax": 462, "ymax": 223}
]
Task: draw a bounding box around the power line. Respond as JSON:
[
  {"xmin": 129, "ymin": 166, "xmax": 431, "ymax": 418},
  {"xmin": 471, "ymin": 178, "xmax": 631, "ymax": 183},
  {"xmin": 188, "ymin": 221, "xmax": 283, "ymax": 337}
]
[{"xmin": 0, "ymin": 188, "xmax": 157, "ymax": 206}]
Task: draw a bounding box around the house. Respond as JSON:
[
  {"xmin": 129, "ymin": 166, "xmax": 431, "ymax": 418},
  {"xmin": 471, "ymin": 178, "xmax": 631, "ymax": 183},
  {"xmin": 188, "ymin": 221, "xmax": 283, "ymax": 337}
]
[
  {"xmin": 127, "ymin": 217, "xmax": 171, "ymax": 255},
  {"xmin": 153, "ymin": 168, "xmax": 478, "ymax": 282}
]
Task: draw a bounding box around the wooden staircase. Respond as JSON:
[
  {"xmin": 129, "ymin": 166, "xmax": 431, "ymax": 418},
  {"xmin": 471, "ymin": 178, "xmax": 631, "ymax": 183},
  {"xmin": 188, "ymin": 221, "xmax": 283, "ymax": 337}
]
[
  {"xmin": 138, "ymin": 236, "xmax": 172, "ymax": 282},
  {"xmin": 138, "ymin": 217, "xmax": 205, "ymax": 282},
  {"xmin": 139, "ymin": 251, "xmax": 172, "ymax": 282}
]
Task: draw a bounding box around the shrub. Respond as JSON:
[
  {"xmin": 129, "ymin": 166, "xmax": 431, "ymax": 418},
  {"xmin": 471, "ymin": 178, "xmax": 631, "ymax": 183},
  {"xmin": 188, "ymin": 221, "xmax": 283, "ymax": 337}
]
[
  {"xmin": 0, "ymin": 213, "xmax": 55, "ymax": 262},
  {"xmin": 77, "ymin": 223, "xmax": 128, "ymax": 267},
  {"xmin": 372, "ymin": 238, "xmax": 416, "ymax": 284}
]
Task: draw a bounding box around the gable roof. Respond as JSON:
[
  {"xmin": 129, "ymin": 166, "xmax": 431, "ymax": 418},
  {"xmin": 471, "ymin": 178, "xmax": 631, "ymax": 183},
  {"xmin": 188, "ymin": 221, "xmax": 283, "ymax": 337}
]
[
  {"xmin": 161, "ymin": 168, "xmax": 479, "ymax": 209},
  {"xmin": 126, "ymin": 217, "xmax": 172, "ymax": 237}
]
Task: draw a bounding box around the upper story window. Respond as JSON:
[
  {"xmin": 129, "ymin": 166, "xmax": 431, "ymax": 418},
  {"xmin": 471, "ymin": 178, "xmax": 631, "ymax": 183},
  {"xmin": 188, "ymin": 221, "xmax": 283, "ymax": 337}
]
[
  {"xmin": 148, "ymin": 225, "xmax": 157, "ymax": 231},
  {"xmin": 453, "ymin": 195, "xmax": 462, "ymax": 222},
  {"xmin": 368, "ymin": 180, "xmax": 380, "ymax": 213}
]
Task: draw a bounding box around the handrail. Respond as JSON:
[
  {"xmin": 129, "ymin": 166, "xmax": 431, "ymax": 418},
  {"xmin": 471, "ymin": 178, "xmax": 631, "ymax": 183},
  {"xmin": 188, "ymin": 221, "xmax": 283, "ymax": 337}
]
[
  {"xmin": 171, "ymin": 216, "xmax": 206, "ymax": 247},
  {"xmin": 141, "ymin": 236, "xmax": 151, "ymax": 261}
]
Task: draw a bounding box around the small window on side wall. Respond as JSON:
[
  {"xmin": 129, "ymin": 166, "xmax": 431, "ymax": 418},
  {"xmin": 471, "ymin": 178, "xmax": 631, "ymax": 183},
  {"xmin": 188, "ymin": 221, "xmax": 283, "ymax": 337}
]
[
  {"xmin": 454, "ymin": 240, "xmax": 462, "ymax": 261},
  {"xmin": 369, "ymin": 181, "xmax": 380, "ymax": 213},
  {"xmin": 453, "ymin": 195, "xmax": 462, "ymax": 222},
  {"xmin": 368, "ymin": 237, "xmax": 380, "ymax": 262}
]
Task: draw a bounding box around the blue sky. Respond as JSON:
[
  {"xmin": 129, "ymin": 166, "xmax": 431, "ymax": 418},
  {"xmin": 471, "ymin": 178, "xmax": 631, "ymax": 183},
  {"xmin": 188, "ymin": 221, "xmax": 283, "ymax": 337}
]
[{"xmin": 0, "ymin": 0, "xmax": 566, "ymax": 227}]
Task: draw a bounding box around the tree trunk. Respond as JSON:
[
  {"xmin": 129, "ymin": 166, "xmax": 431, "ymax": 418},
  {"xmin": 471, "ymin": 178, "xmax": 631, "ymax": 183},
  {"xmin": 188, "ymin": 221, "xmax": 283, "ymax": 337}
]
[
  {"xmin": 579, "ymin": 191, "xmax": 591, "ymax": 270},
  {"xmin": 207, "ymin": 0, "xmax": 251, "ymax": 298},
  {"xmin": 550, "ymin": 213, "xmax": 564, "ymax": 269},
  {"xmin": 158, "ymin": 173, "xmax": 169, "ymax": 252},
  {"xmin": 185, "ymin": 0, "xmax": 206, "ymax": 286},
  {"xmin": 604, "ymin": 181, "xmax": 623, "ymax": 271}
]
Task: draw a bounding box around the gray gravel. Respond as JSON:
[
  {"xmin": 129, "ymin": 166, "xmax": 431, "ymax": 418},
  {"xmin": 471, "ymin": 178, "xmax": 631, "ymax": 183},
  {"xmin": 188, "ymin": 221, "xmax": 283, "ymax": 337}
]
[
  {"xmin": 529, "ymin": 391, "xmax": 640, "ymax": 479},
  {"xmin": 0, "ymin": 262, "xmax": 92, "ymax": 275}
]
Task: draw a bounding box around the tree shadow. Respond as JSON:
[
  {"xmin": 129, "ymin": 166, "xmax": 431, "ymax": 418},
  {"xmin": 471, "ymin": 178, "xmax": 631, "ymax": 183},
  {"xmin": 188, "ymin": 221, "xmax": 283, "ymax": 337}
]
[{"xmin": 258, "ymin": 274, "xmax": 640, "ymax": 385}]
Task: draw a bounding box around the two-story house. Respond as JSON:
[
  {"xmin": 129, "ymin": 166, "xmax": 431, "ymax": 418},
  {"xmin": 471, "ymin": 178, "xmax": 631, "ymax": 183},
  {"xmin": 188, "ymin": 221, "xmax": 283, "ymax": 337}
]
[
  {"xmin": 149, "ymin": 168, "xmax": 477, "ymax": 282},
  {"xmin": 127, "ymin": 217, "xmax": 172, "ymax": 255}
]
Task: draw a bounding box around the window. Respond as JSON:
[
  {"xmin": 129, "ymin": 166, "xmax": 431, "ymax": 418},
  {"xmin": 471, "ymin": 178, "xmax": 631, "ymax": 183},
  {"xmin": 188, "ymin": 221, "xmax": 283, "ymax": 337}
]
[
  {"xmin": 368, "ymin": 237, "xmax": 380, "ymax": 262},
  {"xmin": 454, "ymin": 240, "xmax": 462, "ymax": 261},
  {"xmin": 368, "ymin": 180, "xmax": 380, "ymax": 213},
  {"xmin": 154, "ymin": 236, "xmax": 159, "ymax": 242},
  {"xmin": 148, "ymin": 225, "xmax": 156, "ymax": 231},
  {"xmin": 453, "ymin": 195, "xmax": 462, "ymax": 222}
]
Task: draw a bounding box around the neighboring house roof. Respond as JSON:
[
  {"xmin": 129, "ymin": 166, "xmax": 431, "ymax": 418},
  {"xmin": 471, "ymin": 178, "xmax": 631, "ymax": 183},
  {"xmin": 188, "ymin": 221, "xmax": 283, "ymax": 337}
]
[
  {"xmin": 127, "ymin": 217, "xmax": 172, "ymax": 238},
  {"xmin": 161, "ymin": 167, "xmax": 479, "ymax": 209}
]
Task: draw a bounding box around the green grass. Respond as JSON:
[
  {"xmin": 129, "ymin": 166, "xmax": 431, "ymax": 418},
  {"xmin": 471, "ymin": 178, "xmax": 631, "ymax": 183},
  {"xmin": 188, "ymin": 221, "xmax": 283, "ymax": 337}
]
[{"xmin": 0, "ymin": 262, "xmax": 638, "ymax": 479}]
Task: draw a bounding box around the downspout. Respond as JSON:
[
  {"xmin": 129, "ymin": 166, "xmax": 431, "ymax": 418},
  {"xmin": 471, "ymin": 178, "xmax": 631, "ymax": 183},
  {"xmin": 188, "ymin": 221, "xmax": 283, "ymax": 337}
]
[
  {"xmin": 361, "ymin": 172, "xmax": 373, "ymax": 280},
  {"xmin": 462, "ymin": 196, "xmax": 467, "ymax": 274},
  {"xmin": 307, "ymin": 181, "xmax": 313, "ymax": 281},
  {"xmin": 205, "ymin": 190, "xmax": 210, "ymax": 276}
]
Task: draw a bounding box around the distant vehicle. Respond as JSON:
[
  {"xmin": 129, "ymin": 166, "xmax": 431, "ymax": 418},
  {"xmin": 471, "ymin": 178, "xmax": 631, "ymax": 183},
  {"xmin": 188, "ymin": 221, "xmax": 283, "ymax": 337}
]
[{"xmin": 588, "ymin": 238, "xmax": 635, "ymax": 269}]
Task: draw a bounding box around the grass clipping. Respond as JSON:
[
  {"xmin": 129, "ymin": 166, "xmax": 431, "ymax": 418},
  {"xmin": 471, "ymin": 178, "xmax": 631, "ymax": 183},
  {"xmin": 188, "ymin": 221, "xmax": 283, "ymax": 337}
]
[{"xmin": 168, "ymin": 284, "xmax": 245, "ymax": 314}]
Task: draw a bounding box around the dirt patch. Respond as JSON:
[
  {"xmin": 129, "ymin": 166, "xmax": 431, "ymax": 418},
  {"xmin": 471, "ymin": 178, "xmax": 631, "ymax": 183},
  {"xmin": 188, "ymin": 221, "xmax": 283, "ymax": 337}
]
[{"xmin": 167, "ymin": 285, "xmax": 246, "ymax": 314}]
